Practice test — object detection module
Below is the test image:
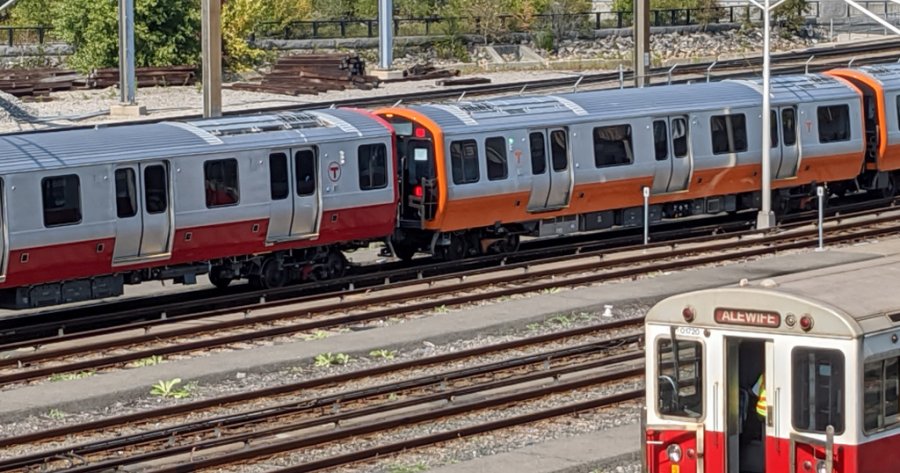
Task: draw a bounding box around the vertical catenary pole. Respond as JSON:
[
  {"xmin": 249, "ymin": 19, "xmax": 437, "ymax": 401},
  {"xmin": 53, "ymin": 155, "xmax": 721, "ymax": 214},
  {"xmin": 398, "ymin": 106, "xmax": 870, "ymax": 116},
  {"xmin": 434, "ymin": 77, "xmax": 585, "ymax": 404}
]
[
  {"xmin": 643, "ymin": 186, "xmax": 650, "ymax": 246},
  {"xmin": 756, "ymin": 0, "xmax": 776, "ymax": 230},
  {"xmin": 118, "ymin": 0, "xmax": 136, "ymax": 105},
  {"xmin": 634, "ymin": 0, "xmax": 650, "ymax": 87},
  {"xmin": 201, "ymin": 0, "xmax": 222, "ymax": 118},
  {"xmin": 378, "ymin": 0, "xmax": 394, "ymax": 70},
  {"xmin": 817, "ymin": 186, "xmax": 825, "ymax": 251}
]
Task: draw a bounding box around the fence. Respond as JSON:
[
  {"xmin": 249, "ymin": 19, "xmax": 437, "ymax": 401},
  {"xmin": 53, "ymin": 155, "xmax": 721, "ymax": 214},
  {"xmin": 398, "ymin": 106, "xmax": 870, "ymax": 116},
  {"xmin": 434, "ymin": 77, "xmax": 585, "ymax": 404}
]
[{"xmin": 0, "ymin": 26, "xmax": 55, "ymax": 47}]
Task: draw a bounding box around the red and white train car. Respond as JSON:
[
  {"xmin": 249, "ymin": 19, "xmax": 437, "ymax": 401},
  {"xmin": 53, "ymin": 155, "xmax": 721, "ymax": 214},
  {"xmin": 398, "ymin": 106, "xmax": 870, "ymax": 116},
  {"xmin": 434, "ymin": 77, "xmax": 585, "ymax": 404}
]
[{"xmin": 643, "ymin": 260, "xmax": 900, "ymax": 473}]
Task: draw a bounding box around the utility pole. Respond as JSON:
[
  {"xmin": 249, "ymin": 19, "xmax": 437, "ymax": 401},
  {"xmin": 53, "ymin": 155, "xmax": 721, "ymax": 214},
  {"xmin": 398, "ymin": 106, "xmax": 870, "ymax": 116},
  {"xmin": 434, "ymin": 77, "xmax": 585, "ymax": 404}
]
[
  {"xmin": 633, "ymin": 0, "xmax": 650, "ymax": 87},
  {"xmin": 378, "ymin": 0, "xmax": 394, "ymax": 70},
  {"xmin": 749, "ymin": 0, "xmax": 781, "ymax": 230},
  {"xmin": 117, "ymin": 0, "xmax": 136, "ymax": 105},
  {"xmin": 201, "ymin": 0, "xmax": 222, "ymax": 118}
]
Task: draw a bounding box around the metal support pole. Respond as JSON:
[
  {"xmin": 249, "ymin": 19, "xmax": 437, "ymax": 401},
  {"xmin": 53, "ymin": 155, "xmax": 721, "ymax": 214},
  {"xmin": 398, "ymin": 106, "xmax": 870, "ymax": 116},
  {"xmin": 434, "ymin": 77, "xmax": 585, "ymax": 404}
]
[
  {"xmin": 118, "ymin": 0, "xmax": 136, "ymax": 105},
  {"xmin": 618, "ymin": 64, "xmax": 624, "ymax": 89},
  {"xmin": 201, "ymin": 0, "xmax": 222, "ymax": 118},
  {"xmin": 817, "ymin": 186, "xmax": 825, "ymax": 251},
  {"xmin": 706, "ymin": 60, "xmax": 717, "ymax": 82},
  {"xmin": 643, "ymin": 186, "xmax": 651, "ymax": 246},
  {"xmin": 756, "ymin": 0, "xmax": 776, "ymax": 230},
  {"xmin": 805, "ymin": 55, "xmax": 815, "ymax": 74},
  {"xmin": 378, "ymin": 0, "xmax": 394, "ymax": 70},
  {"xmin": 634, "ymin": 0, "xmax": 650, "ymax": 88}
]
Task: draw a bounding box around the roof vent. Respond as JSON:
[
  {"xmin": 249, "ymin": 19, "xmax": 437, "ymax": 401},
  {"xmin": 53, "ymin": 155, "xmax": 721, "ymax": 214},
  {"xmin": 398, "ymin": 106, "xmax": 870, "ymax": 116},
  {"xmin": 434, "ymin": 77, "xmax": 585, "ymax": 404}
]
[{"xmin": 888, "ymin": 311, "xmax": 900, "ymax": 323}]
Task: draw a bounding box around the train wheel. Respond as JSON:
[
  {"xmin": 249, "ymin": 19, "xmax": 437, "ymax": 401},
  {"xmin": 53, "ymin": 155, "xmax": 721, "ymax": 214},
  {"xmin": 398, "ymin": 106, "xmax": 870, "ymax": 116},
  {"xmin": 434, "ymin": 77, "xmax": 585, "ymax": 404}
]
[
  {"xmin": 325, "ymin": 250, "xmax": 348, "ymax": 279},
  {"xmin": 208, "ymin": 267, "xmax": 232, "ymax": 289},
  {"xmin": 502, "ymin": 234, "xmax": 520, "ymax": 254},
  {"xmin": 251, "ymin": 258, "xmax": 287, "ymax": 289},
  {"xmin": 392, "ymin": 243, "xmax": 417, "ymax": 262},
  {"xmin": 439, "ymin": 233, "xmax": 468, "ymax": 261},
  {"xmin": 881, "ymin": 174, "xmax": 896, "ymax": 199}
]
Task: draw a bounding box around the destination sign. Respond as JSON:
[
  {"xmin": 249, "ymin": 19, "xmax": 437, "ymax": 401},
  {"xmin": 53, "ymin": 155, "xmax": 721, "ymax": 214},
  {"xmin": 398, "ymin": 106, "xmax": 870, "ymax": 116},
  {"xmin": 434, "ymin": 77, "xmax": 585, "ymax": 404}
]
[{"xmin": 714, "ymin": 307, "xmax": 781, "ymax": 328}]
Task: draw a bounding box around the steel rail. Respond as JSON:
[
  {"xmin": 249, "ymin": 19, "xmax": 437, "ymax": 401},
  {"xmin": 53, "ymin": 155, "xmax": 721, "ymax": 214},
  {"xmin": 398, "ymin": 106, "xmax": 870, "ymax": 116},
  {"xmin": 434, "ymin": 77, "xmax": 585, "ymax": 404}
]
[
  {"xmin": 0, "ymin": 210, "xmax": 897, "ymax": 386},
  {"xmin": 0, "ymin": 318, "xmax": 640, "ymax": 449}
]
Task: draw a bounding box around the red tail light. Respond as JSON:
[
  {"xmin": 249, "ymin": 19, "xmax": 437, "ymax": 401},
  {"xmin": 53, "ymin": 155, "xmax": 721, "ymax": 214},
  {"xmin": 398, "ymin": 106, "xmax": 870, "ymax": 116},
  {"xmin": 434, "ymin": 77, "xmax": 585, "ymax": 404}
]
[
  {"xmin": 413, "ymin": 185, "xmax": 424, "ymax": 198},
  {"xmin": 414, "ymin": 127, "xmax": 426, "ymax": 138}
]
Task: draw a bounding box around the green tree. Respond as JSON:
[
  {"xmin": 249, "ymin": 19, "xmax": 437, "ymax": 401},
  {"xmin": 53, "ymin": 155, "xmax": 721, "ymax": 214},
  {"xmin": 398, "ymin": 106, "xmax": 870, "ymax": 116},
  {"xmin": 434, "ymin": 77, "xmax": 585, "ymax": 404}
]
[
  {"xmin": 9, "ymin": 0, "xmax": 61, "ymax": 26},
  {"xmin": 52, "ymin": 0, "xmax": 200, "ymax": 72},
  {"xmin": 773, "ymin": 0, "xmax": 810, "ymax": 34}
]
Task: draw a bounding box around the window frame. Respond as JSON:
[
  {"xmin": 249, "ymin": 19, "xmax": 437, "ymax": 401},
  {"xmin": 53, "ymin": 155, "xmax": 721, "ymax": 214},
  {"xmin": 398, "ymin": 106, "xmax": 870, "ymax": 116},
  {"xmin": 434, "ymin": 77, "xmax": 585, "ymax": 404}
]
[
  {"xmin": 653, "ymin": 120, "xmax": 669, "ymax": 161},
  {"xmin": 782, "ymin": 108, "xmax": 798, "ymax": 147},
  {"xmin": 863, "ymin": 355, "xmax": 900, "ymax": 435},
  {"xmin": 295, "ymin": 149, "xmax": 317, "ymax": 197},
  {"xmin": 550, "ymin": 129, "xmax": 568, "ymax": 172},
  {"xmin": 710, "ymin": 113, "xmax": 748, "ymax": 155},
  {"xmin": 592, "ymin": 124, "xmax": 634, "ymax": 168},
  {"xmin": 203, "ymin": 158, "xmax": 240, "ymax": 209},
  {"xmin": 655, "ymin": 336, "xmax": 705, "ymax": 421},
  {"xmin": 529, "ymin": 132, "xmax": 547, "ymax": 175},
  {"xmin": 114, "ymin": 168, "xmax": 138, "ymax": 219},
  {"xmin": 450, "ymin": 139, "xmax": 480, "ymax": 185},
  {"xmin": 485, "ymin": 136, "xmax": 508, "ymax": 181},
  {"xmin": 269, "ymin": 152, "xmax": 289, "ymax": 201},
  {"xmin": 358, "ymin": 143, "xmax": 389, "ymax": 191},
  {"xmin": 41, "ymin": 174, "xmax": 83, "ymax": 228},
  {"xmin": 817, "ymin": 104, "xmax": 852, "ymax": 144},
  {"xmin": 791, "ymin": 347, "xmax": 845, "ymax": 435}
]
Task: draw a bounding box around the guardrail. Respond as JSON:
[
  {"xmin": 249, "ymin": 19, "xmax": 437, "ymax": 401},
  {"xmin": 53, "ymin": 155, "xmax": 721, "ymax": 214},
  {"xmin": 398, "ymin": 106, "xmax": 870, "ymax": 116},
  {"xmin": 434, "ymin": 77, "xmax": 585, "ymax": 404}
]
[{"xmin": 0, "ymin": 26, "xmax": 55, "ymax": 47}]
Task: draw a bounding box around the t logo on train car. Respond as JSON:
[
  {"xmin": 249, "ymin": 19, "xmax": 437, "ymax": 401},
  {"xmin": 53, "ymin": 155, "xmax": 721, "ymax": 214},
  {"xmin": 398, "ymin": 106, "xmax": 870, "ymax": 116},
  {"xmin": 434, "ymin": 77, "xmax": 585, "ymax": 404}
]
[{"xmin": 714, "ymin": 307, "xmax": 781, "ymax": 328}]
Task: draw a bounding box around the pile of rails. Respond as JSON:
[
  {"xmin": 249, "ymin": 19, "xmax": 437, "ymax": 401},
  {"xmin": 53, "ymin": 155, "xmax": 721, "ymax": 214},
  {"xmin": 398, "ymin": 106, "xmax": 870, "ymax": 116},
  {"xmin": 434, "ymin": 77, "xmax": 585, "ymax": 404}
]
[
  {"xmin": 230, "ymin": 54, "xmax": 379, "ymax": 96},
  {"xmin": 0, "ymin": 65, "xmax": 197, "ymax": 97}
]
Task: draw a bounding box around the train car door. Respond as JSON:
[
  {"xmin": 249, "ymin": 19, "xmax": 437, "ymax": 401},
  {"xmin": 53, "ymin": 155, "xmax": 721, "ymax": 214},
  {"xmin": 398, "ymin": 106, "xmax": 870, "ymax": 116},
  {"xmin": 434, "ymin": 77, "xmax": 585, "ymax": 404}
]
[
  {"xmin": 776, "ymin": 107, "xmax": 800, "ymax": 179},
  {"xmin": 651, "ymin": 117, "xmax": 693, "ymax": 194},
  {"xmin": 113, "ymin": 162, "xmax": 173, "ymax": 261},
  {"xmin": 723, "ymin": 337, "xmax": 771, "ymax": 473},
  {"xmin": 267, "ymin": 148, "xmax": 321, "ymax": 241},
  {"xmin": 527, "ymin": 128, "xmax": 572, "ymax": 212}
]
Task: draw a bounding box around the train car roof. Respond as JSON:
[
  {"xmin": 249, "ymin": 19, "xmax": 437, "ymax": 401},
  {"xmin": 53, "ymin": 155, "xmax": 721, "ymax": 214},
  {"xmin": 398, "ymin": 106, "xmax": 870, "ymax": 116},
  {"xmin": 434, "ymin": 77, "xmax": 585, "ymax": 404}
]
[
  {"xmin": 645, "ymin": 257, "xmax": 900, "ymax": 339},
  {"xmin": 847, "ymin": 63, "xmax": 900, "ymax": 90},
  {"xmin": 0, "ymin": 108, "xmax": 389, "ymax": 174},
  {"xmin": 407, "ymin": 74, "xmax": 858, "ymax": 134}
]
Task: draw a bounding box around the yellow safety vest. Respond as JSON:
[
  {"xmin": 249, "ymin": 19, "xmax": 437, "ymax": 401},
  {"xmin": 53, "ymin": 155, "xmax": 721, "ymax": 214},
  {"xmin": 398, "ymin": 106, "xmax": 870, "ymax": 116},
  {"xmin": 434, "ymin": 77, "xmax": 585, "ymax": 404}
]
[{"xmin": 755, "ymin": 374, "xmax": 767, "ymax": 417}]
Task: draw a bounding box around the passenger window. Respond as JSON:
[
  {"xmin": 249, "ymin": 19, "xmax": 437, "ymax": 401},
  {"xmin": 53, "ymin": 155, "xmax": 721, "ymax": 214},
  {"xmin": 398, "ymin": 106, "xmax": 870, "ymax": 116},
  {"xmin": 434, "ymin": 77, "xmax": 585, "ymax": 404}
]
[
  {"xmin": 793, "ymin": 348, "xmax": 844, "ymax": 434},
  {"xmin": 653, "ymin": 120, "xmax": 668, "ymax": 161},
  {"xmin": 593, "ymin": 125, "xmax": 633, "ymax": 167},
  {"xmin": 204, "ymin": 159, "xmax": 239, "ymax": 208},
  {"xmin": 42, "ymin": 174, "xmax": 82, "ymax": 227},
  {"xmin": 450, "ymin": 139, "xmax": 480, "ymax": 185},
  {"xmin": 782, "ymin": 108, "xmax": 797, "ymax": 146},
  {"xmin": 359, "ymin": 143, "xmax": 388, "ymax": 190},
  {"xmin": 529, "ymin": 132, "xmax": 546, "ymax": 175},
  {"xmin": 817, "ymin": 105, "xmax": 851, "ymax": 143},
  {"xmin": 485, "ymin": 137, "xmax": 508, "ymax": 181},
  {"xmin": 672, "ymin": 118, "xmax": 689, "ymax": 158},
  {"xmin": 114, "ymin": 168, "xmax": 137, "ymax": 218},
  {"xmin": 657, "ymin": 338, "xmax": 703, "ymax": 419},
  {"xmin": 550, "ymin": 130, "xmax": 568, "ymax": 172},
  {"xmin": 144, "ymin": 165, "xmax": 168, "ymax": 214},
  {"xmin": 269, "ymin": 153, "xmax": 289, "ymax": 200},
  {"xmin": 863, "ymin": 356, "xmax": 900, "ymax": 433},
  {"xmin": 771, "ymin": 110, "xmax": 779, "ymax": 148},
  {"xmin": 295, "ymin": 150, "xmax": 316, "ymax": 196},
  {"xmin": 710, "ymin": 114, "xmax": 748, "ymax": 154}
]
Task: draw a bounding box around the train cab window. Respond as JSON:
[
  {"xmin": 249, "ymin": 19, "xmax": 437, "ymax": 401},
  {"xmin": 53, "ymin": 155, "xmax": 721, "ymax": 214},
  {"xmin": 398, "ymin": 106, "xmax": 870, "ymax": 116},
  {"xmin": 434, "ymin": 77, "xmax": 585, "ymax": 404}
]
[
  {"xmin": 114, "ymin": 169, "xmax": 137, "ymax": 218},
  {"xmin": 450, "ymin": 140, "xmax": 480, "ymax": 185},
  {"xmin": 204, "ymin": 159, "xmax": 240, "ymax": 208},
  {"xmin": 710, "ymin": 114, "xmax": 748, "ymax": 154},
  {"xmin": 359, "ymin": 143, "xmax": 388, "ymax": 190},
  {"xmin": 529, "ymin": 132, "xmax": 546, "ymax": 175},
  {"xmin": 863, "ymin": 356, "xmax": 900, "ymax": 432},
  {"xmin": 42, "ymin": 174, "xmax": 82, "ymax": 227},
  {"xmin": 550, "ymin": 130, "xmax": 568, "ymax": 172},
  {"xmin": 783, "ymin": 108, "xmax": 798, "ymax": 146},
  {"xmin": 657, "ymin": 337, "xmax": 703, "ymax": 419},
  {"xmin": 672, "ymin": 118, "xmax": 689, "ymax": 158},
  {"xmin": 817, "ymin": 105, "xmax": 851, "ymax": 143},
  {"xmin": 144, "ymin": 165, "xmax": 168, "ymax": 214},
  {"xmin": 593, "ymin": 125, "xmax": 633, "ymax": 167},
  {"xmin": 653, "ymin": 121, "xmax": 668, "ymax": 161},
  {"xmin": 485, "ymin": 137, "xmax": 508, "ymax": 181},
  {"xmin": 793, "ymin": 348, "xmax": 844, "ymax": 434},
  {"xmin": 269, "ymin": 153, "xmax": 289, "ymax": 200},
  {"xmin": 295, "ymin": 150, "xmax": 316, "ymax": 196}
]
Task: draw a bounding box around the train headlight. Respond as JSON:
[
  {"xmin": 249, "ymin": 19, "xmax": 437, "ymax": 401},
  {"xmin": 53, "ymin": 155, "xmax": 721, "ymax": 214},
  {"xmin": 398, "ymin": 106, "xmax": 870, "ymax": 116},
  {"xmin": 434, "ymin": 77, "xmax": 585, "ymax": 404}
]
[
  {"xmin": 666, "ymin": 444, "xmax": 683, "ymax": 463},
  {"xmin": 816, "ymin": 460, "xmax": 827, "ymax": 473}
]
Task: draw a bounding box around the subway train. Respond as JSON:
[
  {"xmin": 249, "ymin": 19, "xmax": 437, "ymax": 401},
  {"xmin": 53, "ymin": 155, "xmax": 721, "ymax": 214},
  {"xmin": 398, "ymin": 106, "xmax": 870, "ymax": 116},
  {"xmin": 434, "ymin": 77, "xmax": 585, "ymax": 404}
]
[{"xmin": 0, "ymin": 63, "xmax": 898, "ymax": 309}]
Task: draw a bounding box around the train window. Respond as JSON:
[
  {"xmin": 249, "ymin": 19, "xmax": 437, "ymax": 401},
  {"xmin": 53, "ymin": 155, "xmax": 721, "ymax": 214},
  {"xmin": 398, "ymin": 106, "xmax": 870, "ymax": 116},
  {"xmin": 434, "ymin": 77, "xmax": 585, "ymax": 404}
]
[
  {"xmin": 269, "ymin": 153, "xmax": 289, "ymax": 200},
  {"xmin": 41, "ymin": 174, "xmax": 82, "ymax": 227},
  {"xmin": 529, "ymin": 132, "xmax": 546, "ymax": 175},
  {"xmin": 770, "ymin": 111, "xmax": 779, "ymax": 148},
  {"xmin": 782, "ymin": 108, "xmax": 797, "ymax": 146},
  {"xmin": 359, "ymin": 143, "xmax": 388, "ymax": 191},
  {"xmin": 550, "ymin": 130, "xmax": 568, "ymax": 172},
  {"xmin": 653, "ymin": 121, "xmax": 668, "ymax": 161},
  {"xmin": 793, "ymin": 348, "xmax": 844, "ymax": 434},
  {"xmin": 114, "ymin": 169, "xmax": 137, "ymax": 218},
  {"xmin": 657, "ymin": 337, "xmax": 703, "ymax": 419},
  {"xmin": 673, "ymin": 118, "xmax": 689, "ymax": 158},
  {"xmin": 204, "ymin": 159, "xmax": 240, "ymax": 208},
  {"xmin": 295, "ymin": 150, "xmax": 316, "ymax": 196},
  {"xmin": 710, "ymin": 114, "xmax": 748, "ymax": 154},
  {"xmin": 593, "ymin": 125, "xmax": 633, "ymax": 168},
  {"xmin": 817, "ymin": 105, "xmax": 851, "ymax": 143},
  {"xmin": 863, "ymin": 356, "xmax": 900, "ymax": 433},
  {"xmin": 450, "ymin": 140, "xmax": 480, "ymax": 185},
  {"xmin": 144, "ymin": 165, "xmax": 167, "ymax": 214},
  {"xmin": 485, "ymin": 137, "xmax": 508, "ymax": 181}
]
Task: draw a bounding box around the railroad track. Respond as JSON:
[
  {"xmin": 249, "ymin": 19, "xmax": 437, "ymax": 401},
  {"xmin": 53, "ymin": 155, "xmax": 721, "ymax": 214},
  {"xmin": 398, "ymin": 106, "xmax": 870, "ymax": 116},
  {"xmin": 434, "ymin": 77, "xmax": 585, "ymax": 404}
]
[
  {"xmin": 0, "ymin": 321, "xmax": 644, "ymax": 472},
  {"xmin": 0, "ymin": 201, "xmax": 897, "ymax": 388}
]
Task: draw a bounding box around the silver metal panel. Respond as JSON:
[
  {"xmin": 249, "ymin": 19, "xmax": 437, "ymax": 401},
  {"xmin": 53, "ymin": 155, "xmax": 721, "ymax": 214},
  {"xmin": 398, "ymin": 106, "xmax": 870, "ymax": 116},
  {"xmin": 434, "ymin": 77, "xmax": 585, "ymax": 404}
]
[{"xmin": 857, "ymin": 63, "xmax": 900, "ymax": 90}]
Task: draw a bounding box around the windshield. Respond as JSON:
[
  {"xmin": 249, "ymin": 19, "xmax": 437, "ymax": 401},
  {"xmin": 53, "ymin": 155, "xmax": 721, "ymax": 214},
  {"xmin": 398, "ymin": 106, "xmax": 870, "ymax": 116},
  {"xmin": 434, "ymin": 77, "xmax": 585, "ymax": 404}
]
[{"xmin": 657, "ymin": 337, "xmax": 704, "ymax": 419}]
